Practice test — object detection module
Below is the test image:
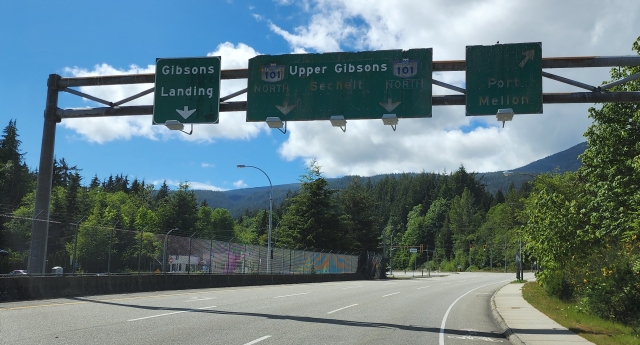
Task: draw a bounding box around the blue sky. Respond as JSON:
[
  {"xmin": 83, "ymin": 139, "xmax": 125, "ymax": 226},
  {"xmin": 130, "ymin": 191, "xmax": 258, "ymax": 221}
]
[{"xmin": 1, "ymin": 0, "xmax": 639, "ymax": 191}]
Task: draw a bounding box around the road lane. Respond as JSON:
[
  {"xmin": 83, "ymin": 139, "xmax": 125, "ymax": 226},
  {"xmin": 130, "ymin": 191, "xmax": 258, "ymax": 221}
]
[{"xmin": 0, "ymin": 272, "xmax": 516, "ymax": 345}]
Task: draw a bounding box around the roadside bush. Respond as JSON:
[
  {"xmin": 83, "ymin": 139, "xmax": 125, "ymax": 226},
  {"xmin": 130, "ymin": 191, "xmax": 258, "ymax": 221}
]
[
  {"xmin": 538, "ymin": 267, "xmax": 576, "ymax": 301},
  {"xmin": 440, "ymin": 260, "xmax": 458, "ymax": 272},
  {"xmin": 583, "ymin": 260, "xmax": 640, "ymax": 327}
]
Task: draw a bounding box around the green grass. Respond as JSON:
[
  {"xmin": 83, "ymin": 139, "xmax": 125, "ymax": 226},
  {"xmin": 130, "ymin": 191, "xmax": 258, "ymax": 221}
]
[{"xmin": 522, "ymin": 281, "xmax": 639, "ymax": 345}]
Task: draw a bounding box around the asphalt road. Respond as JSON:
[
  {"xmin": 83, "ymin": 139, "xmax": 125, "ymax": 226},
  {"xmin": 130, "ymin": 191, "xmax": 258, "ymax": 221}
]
[{"xmin": 0, "ymin": 272, "xmax": 515, "ymax": 345}]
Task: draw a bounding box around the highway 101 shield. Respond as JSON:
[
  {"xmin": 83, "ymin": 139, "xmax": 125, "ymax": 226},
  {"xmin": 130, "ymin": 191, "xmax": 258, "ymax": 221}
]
[{"xmin": 246, "ymin": 49, "xmax": 432, "ymax": 122}]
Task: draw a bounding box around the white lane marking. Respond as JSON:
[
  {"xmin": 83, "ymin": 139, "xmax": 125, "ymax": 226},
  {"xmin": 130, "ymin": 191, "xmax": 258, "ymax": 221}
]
[
  {"xmin": 185, "ymin": 297, "xmax": 215, "ymax": 302},
  {"xmin": 243, "ymin": 335, "xmax": 272, "ymax": 345},
  {"xmin": 327, "ymin": 304, "xmax": 358, "ymax": 314},
  {"xmin": 382, "ymin": 292, "xmax": 400, "ymax": 298},
  {"xmin": 439, "ymin": 279, "xmax": 511, "ymax": 345},
  {"xmin": 417, "ymin": 286, "xmax": 430, "ymax": 290},
  {"xmin": 128, "ymin": 305, "xmax": 216, "ymax": 321},
  {"xmin": 342, "ymin": 286, "xmax": 363, "ymax": 289},
  {"xmin": 273, "ymin": 292, "xmax": 310, "ymax": 299}
]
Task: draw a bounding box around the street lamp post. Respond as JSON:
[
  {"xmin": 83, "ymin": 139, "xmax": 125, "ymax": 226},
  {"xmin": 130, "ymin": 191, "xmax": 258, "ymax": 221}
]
[
  {"xmin": 163, "ymin": 228, "xmax": 177, "ymax": 273},
  {"xmin": 72, "ymin": 216, "xmax": 86, "ymax": 275},
  {"xmin": 237, "ymin": 164, "xmax": 273, "ymax": 274},
  {"xmin": 503, "ymin": 171, "xmax": 535, "ymax": 281}
]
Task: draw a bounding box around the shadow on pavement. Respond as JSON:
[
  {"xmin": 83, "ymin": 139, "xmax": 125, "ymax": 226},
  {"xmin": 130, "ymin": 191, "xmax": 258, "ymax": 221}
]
[{"xmin": 71, "ymin": 296, "xmax": 505, "ymax": 339}]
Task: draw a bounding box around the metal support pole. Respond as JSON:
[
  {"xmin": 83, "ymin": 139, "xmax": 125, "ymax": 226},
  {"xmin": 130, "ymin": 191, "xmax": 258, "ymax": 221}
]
[
  {"xmin": 490, "ymin": 247, "xmax": 493, "ymax": 272},
  {"xmin": 389, "ymin": 232, "xmax": 393, "ymax": 276},
  {"xmin": 107, "ymin": 221, "xmax": 118, "ymax": 275},
  {"xmin": 28, "ymin": 74, "xmax": 61, "ymax": 275},
  {"xmin": 209, "ymin": 239, "xmax": 213, "ymax": 274},
  {"xmin": 226, "ymin": 241, "xmax": 231, "ymax": 274},
  {"xmin": 236, "ymin": 165, "xmax": 273, "ymax": 274},
  {"xmin": 163, "ymin": 228, "xmax": 176, "ymax": 273},
  {"xmin": 504, "ymin": 236, "xmax": 507, "ymax": 273},
  {"xmin": 428, "ymin": 252, "xmax": 431, "ymax": 277},
  {"xmin": 382, "ymin": 230, "xmax": 387, "ymax": 276},
  {"xmin": 188, "ymin": 232, "xmax": 196, "ymax": 275},
  {"xmin": 72, "ymin": 216, "xmax": 85, "ymax": 275},
  {"xmin": 138, "ymin": 227, "xmax": 145, "ymax": 275},
  {"xmin": 518, "ymin": 236, "xmax": 523, "ymax": 280}
]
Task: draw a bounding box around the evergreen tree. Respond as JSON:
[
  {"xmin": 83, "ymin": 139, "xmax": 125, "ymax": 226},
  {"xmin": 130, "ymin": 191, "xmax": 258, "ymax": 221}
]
[
  {"xmin": 0, "ymin": 119, "xmax": 34, "ymax": 209},
  {"xmin": 339, "ymin": 177, "xmax": 381, "ymax": 252},
  {"xmin": 279, "ymin": 160, "xmax": 348, "ymax": 250}
]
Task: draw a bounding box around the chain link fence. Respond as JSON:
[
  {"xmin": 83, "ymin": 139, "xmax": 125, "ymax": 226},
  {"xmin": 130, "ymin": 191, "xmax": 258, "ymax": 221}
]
[{"xmin": 1, "ymin": 215, "xmax": 360, "ymax": 275}]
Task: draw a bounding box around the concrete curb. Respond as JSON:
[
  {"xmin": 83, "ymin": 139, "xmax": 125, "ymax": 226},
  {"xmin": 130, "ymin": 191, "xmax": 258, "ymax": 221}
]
[{"xmin": 490, "ymin": 283, "xmax": 525, "ymax": 345}]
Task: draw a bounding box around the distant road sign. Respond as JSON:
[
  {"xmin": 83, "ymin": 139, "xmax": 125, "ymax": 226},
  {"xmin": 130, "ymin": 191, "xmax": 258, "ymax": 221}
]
[
  {"xmin": 153, "ymin": 56, "xmax": 221, "ymax": 125},
  {"xmin": 246, "ymin": 49, "xmax": 432, "ymax": 122},
  {"xmin": 409, "ymin": 248, "xmax": 418, "ymax": 253},
  {"xmin": 466, "ymin": 42, "xmax": 542, "ymax": 115}
]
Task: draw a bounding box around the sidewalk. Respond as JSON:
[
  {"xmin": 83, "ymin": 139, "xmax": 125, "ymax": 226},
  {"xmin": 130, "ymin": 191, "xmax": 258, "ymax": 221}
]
[{"xmin": 492, "ymin": 280, "xmax": 594, "ymax": 345}]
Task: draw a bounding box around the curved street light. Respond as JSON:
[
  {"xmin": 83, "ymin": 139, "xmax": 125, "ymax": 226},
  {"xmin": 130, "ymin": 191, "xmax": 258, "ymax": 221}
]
[
  {"xmin": 237, "ymin": 164, "xmax": 273, "ymax": 274},
  {"xmin": 502, "ymin": 171, "xmax": 537, "ymax": 281},
  {"xmin": 163, "ymin": 228, "xmax": 177, "ymax": 273}
]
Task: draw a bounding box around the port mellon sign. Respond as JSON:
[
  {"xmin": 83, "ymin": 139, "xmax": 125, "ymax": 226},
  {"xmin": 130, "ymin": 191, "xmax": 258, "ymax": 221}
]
[{"xmin": 466, "ymin": 42, "xmax": 542, "ymax": 116}]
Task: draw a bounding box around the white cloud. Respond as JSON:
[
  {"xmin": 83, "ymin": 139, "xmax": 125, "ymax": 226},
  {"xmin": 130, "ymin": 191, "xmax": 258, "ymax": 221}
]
[
  {"xmin": 201, "ymin": 163, "xmax": 215, "ymax": 168},
  {"xmin": 233, "ymin": 179, "xmax": 248, "ymax": 188},
  {"xmin": 188, "ymin": 181, "xmax": 227, "ymax": 191},
  {"xmin": 151, "ymin": 179, "xmax": 227, "ymax": 191},
  {"xmin": 263, "ymin": 0, "xmax": 640, "ymax": 175},
  {"xmin": 60, "ymin": 42, "xmax": 267, "ymax": 144}
]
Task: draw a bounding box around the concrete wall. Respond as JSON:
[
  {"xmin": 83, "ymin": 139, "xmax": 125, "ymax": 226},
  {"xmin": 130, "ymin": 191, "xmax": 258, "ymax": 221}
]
[{"xmin": 0, "ymin": 273, "xmax": 365, "ymax": 302}]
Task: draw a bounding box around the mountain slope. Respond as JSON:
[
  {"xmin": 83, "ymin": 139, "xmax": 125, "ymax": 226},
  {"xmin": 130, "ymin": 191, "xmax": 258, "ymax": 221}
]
[
  {"xmin": 512, "ymin": 141, "xmax": 586, "ymax": 173},
  {"xmin": 196, "ymin": 142, "xmax": 588, "ymax": 217}
]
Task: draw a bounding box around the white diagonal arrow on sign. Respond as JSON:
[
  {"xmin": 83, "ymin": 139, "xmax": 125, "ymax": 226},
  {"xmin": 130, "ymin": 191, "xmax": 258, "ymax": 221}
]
[
  {"xmin": 519, "ymin": 49, "xmax": 535, "ymax": 68},
  {"xmin": 176, "ymin": 106, "xmax": 196, "ymax": 119},
  {"xmin": 380, "ymin": 98, "xmax": 401, "ymax": 112},
  {"xmin": 275, "ymin": 101, "xmax": 296, "ymax": 115}
]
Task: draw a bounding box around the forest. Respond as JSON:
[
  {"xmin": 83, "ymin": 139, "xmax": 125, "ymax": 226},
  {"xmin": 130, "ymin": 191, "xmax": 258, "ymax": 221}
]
[{"xmin": 1, "ymin": 37, "xmax": 639, "ymax": 328}]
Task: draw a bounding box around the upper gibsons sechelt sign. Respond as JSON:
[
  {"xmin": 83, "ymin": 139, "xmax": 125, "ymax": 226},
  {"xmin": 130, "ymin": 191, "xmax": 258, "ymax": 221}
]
[
  {"xmin": 153, "ymin": 56, "xmax": 221, "ymax": 125},
  {"xmin": 465, "ymin": 42, "xmax": 542, "ymax": 116},
  {"xmin": 246, "ymin": 49, "xmax": 432, "ymax": 122}
]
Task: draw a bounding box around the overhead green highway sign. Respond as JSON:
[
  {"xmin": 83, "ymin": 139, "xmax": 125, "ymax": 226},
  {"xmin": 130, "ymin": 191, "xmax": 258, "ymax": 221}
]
[
  {"xmin": 466, "ymin": 42, "xmax": 542, "ymax": 116},
  {"xmin": 246, "ymin": 49, "xmax": 432, "ymax": 122},
  {"xmin": 153, "ymin": 56, "xmax": 221, "ymax": 125}
]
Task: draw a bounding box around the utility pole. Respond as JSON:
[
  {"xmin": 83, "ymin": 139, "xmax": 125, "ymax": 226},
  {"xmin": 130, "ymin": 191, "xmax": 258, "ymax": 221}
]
[
  {"xmin": 490, "ymin": 246, "xmax": 493, "ymax": 272},
  {"xmin": 389, "ymin": 231, "xmax": 394, "ymax": 276},
  {"xmin": 382, "ymin": 229, "xmax": 387, "ymax": 276},
  {"xmin": 504, "ymin": 236, "xmax": 507, "ymax": 273}
]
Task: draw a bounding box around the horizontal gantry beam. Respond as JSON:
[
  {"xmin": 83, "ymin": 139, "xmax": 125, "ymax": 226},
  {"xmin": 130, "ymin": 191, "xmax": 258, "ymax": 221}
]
[
  {"xmin": 56, "ymin": 92, "xmax": 640, "ymax": 118},
  {"xmin": 57, "ymin": 56, "xmax": 640, "ymax": 87},
  {"xmin": 55, "ymin": 55, "xmax": 640, "ymax": 119}
]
